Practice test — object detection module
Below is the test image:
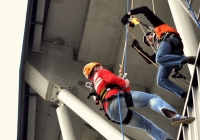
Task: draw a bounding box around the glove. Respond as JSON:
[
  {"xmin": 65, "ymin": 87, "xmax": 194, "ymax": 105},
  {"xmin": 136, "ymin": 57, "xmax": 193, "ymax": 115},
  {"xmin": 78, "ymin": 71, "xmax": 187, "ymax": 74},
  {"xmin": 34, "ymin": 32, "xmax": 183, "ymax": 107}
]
[
  {"xmin": 129, "ymin": 23, "xmax": 135, "ymax": 28},
  {"xmin": 121, "ymin": 14, "xmax": 131, "ymax": 25},
  {"xmin": 132, "ymin": 39, "xmax": 142, "ymax": 51}
]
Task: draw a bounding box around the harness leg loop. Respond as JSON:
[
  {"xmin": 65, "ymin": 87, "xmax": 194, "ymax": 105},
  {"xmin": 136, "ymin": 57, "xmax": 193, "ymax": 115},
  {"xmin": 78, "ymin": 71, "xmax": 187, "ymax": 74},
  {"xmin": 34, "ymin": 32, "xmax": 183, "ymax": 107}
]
[{"xmin": 122, "ymin": 109, "xmax": 133, "ymax": 125}]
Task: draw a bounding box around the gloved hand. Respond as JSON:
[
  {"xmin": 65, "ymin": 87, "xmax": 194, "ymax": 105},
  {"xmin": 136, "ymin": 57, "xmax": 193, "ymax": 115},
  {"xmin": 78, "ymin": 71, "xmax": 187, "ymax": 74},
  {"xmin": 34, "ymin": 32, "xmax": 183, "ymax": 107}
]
[
  {"xmin": 124, "ymin": 79, "xmax": 130, "ymax": 88},
  {"xmin": 121, "ymin": 14, "xmax": 131, "ymax": 25},
  {"xmin": 132, "ymin": 39, "xmax": 142, "ymax": 51},
  {"xmin": 129, "ymin": 23, "xmax": 135, "ymax": 28}
]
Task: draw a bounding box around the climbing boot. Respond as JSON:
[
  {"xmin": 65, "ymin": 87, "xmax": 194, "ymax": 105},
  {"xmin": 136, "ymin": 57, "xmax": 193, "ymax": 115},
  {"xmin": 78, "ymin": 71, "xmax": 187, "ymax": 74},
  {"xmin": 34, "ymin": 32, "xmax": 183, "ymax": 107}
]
[
  {"xmin": 182, "ymin": 56, "xmax": 196, "ymax": 65},
  {"xmin": 181, "ymin": 92, "xmax": 187, "ymax": 102},
  {"xmin": 171, "ymin": 116, "xmax": 195, "ymax": 126}
]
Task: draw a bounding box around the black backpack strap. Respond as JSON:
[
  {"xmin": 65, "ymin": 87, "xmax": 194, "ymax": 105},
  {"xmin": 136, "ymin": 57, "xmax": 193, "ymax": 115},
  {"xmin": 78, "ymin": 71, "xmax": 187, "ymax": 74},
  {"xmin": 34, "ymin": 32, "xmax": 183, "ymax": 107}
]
[
  {"xmin": 104, "ymin": 113, "xmax": 120, "ymax": 124},
  {"xmin": 124, "ymin": 93, "xmax": 134, "ymax": 108},
  {"xmin": 122, "ymin": 109, "xmax": 132, "ymax": 125},
  {"xmin": 104, "ymin": 109, "xmax": 132, "ymax": 125},
  {"xmin": 102, "ymin": 93, "xmax": 134, "ymax": 125},
  {"xmin": 161, "ymin": 33, "xmax": 183, "ymax": 53},
  {"xmin": 99, "ymin": 88, "xmax": 109, "ymax": 101},
  {"xmin": 102, "ymin": 93, "xmax": 134, "ymax": 107}
]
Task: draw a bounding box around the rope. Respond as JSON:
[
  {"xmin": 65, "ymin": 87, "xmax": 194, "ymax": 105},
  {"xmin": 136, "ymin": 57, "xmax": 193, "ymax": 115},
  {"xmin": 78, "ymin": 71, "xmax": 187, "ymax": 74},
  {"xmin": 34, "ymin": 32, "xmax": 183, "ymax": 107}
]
[
  {"xmin": 119, "ymin": 2, "xmax": 130, "ymax": 78},
  {"xmin": 119, "ymin": 23, "xmax": 129, "ymax": 78},
  {"xmin": 131, "ymin": 0, "xmax": 134, "ymax": 9},
  {"xmin": 118, "ymin": 1, "xmax": 130, "ymax": 140},
  {"xmin": 152, "ymin": 0, "xmax": 155, "ymax": 14},
  {"xmin": 119, "ymin": 24, "xmax": 129, "ymax": 140}
]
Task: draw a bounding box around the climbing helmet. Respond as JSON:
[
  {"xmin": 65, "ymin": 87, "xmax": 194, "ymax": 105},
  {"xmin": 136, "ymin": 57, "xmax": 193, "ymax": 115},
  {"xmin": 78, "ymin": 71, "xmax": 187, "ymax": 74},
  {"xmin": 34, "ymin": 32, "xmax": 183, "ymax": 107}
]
[{"xmin": 83, "ymin": 62, "xmax": 101, "ymax": 79}]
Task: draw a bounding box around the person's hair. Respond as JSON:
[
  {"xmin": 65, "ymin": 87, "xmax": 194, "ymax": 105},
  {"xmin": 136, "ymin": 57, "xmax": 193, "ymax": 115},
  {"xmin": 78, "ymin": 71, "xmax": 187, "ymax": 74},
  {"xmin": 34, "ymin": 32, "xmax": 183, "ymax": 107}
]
[
  {"xmin": 88, "ymin": 65, "xmax": 100, "ymax": 79},
  {"xmin": 143, "ymin": 32, "xmax": 153, "ymax": 46}
]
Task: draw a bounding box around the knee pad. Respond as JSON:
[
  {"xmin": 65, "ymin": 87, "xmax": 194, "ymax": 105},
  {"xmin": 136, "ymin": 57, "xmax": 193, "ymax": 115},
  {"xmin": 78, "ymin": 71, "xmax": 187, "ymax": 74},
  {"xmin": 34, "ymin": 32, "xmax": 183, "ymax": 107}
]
[{"xmin": 122, "ymin": 109, "xmax": 132, "ymax": 125}]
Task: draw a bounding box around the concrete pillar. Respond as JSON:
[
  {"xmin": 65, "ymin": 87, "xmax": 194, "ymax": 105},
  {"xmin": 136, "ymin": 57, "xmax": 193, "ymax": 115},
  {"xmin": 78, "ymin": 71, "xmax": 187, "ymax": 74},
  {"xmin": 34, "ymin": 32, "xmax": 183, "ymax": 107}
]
[{"xmin": 168, "ymin": 0, "xmax": 198, "ymax": 74}]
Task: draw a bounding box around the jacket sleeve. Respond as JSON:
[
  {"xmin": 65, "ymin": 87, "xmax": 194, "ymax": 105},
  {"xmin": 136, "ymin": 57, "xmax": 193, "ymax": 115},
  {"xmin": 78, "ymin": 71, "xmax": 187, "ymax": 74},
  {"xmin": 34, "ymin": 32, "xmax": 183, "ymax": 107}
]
[
  {"xmin": 99, "ymin": 69, "xmax": 126, "ymax": 88},
  {"xmin": 139, "ymin": 50, "xmax": 156, "ymax": 64},
  {"xmin": 130, "ymin": 6, "xmax": 164, "ymax": 27}
]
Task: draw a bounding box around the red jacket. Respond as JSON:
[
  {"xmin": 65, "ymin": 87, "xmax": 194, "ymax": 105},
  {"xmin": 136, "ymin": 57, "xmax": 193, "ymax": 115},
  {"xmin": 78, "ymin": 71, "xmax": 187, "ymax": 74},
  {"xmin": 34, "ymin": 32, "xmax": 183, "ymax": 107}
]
[{"xmin": 90, "ymin": 69, "xmax": 130, "ymax": 112}]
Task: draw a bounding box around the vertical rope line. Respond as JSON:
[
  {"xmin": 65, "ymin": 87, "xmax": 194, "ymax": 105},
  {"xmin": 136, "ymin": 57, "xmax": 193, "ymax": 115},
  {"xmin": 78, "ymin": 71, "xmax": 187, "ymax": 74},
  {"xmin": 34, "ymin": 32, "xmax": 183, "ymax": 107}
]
[
  {"xmin": 123, "ymin": 0, "xmax": 130, "ymax": 74},
  {"xmin": 123, "ymin": 24, "xmax": 129, "ymax": 75},
  {"xmin": 152, "ymin": 0, "xmax": 155, "ymax": 14},
  {"xmin": 131, "ymin": 0, "xmax": 133, "ymax": 9},
  {"xmin": 118, "ymin": 1, "xmax": 130, "ymax": 140}
]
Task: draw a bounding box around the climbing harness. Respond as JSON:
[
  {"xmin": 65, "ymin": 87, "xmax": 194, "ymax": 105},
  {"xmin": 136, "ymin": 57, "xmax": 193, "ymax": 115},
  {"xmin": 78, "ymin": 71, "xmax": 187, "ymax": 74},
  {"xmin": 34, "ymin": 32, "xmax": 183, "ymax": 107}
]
[
  {"xmin": 85, "ymin": 81, "xmax": 133, "ymax": 124},
  {"xmin": 157, "ymin": 32, "xmax": 184, "ymax": 54}
]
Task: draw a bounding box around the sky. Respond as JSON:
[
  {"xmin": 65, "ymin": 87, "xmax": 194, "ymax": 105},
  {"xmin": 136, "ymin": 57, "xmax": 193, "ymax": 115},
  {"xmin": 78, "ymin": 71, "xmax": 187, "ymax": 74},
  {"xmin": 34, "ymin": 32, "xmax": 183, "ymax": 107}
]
[{"xmin": 0, "ymin": 1, "xmax": 28, "ymax": 139}]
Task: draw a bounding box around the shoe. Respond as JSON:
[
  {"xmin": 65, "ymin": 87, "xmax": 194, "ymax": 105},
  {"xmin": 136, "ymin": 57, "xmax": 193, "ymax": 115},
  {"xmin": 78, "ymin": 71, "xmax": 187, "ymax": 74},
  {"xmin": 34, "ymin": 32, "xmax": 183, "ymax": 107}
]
[
  {"xmin": 171, "ymin": 116, "xmax": 195, "ymax": 126},
  {"xmin": 181, "ymin": 92, "xmax": 187, "ymax": 102},
  {"xmin": 182, "ymin": 56, "xmax": 196, "ymax": 65}
]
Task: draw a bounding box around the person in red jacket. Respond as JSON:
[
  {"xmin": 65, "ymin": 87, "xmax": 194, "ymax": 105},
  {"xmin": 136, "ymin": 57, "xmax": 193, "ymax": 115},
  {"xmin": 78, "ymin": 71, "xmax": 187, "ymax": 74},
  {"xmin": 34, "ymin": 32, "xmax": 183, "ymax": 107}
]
[
  {"xmin": 83, "ymin": 62, "xmax": 195, "ymax": 140},
  {"xmin": 121, "ymin": 6, "xmax": 196, "ymax": 101}
]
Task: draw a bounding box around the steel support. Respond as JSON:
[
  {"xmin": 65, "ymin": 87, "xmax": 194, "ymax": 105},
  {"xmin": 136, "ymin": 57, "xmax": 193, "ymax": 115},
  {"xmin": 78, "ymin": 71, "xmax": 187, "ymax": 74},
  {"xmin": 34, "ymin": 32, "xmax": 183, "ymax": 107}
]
[
  {"xmin": 56, "ymin": 104, "xmax": 76, "ymax": 140},
  {"xmin": 58, "ymin": 89, "xmax": 130, "ymax": 140}
]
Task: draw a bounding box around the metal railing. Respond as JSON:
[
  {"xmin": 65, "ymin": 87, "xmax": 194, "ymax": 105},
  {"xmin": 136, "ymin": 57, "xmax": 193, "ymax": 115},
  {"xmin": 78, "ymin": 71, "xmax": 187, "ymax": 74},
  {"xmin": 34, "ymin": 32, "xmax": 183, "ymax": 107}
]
[
  {"xmin": 178, "ymin": 0, "xmax": 200, "ymax": 28},
  {"xmin": 177, "ymin": 43, "xmax": 200, "ymax": 140}
]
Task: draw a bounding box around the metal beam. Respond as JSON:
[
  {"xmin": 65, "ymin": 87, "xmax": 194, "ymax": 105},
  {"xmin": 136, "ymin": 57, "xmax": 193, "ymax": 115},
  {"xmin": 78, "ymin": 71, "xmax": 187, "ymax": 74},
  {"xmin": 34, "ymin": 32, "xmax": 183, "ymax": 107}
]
[
  {"xmin": 178, "ymin": 0, "xmax": 200, "ymax": 27},
  {"xmin": 56, "ymin": 104, "xmax": 76, "ymax": 140}
]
